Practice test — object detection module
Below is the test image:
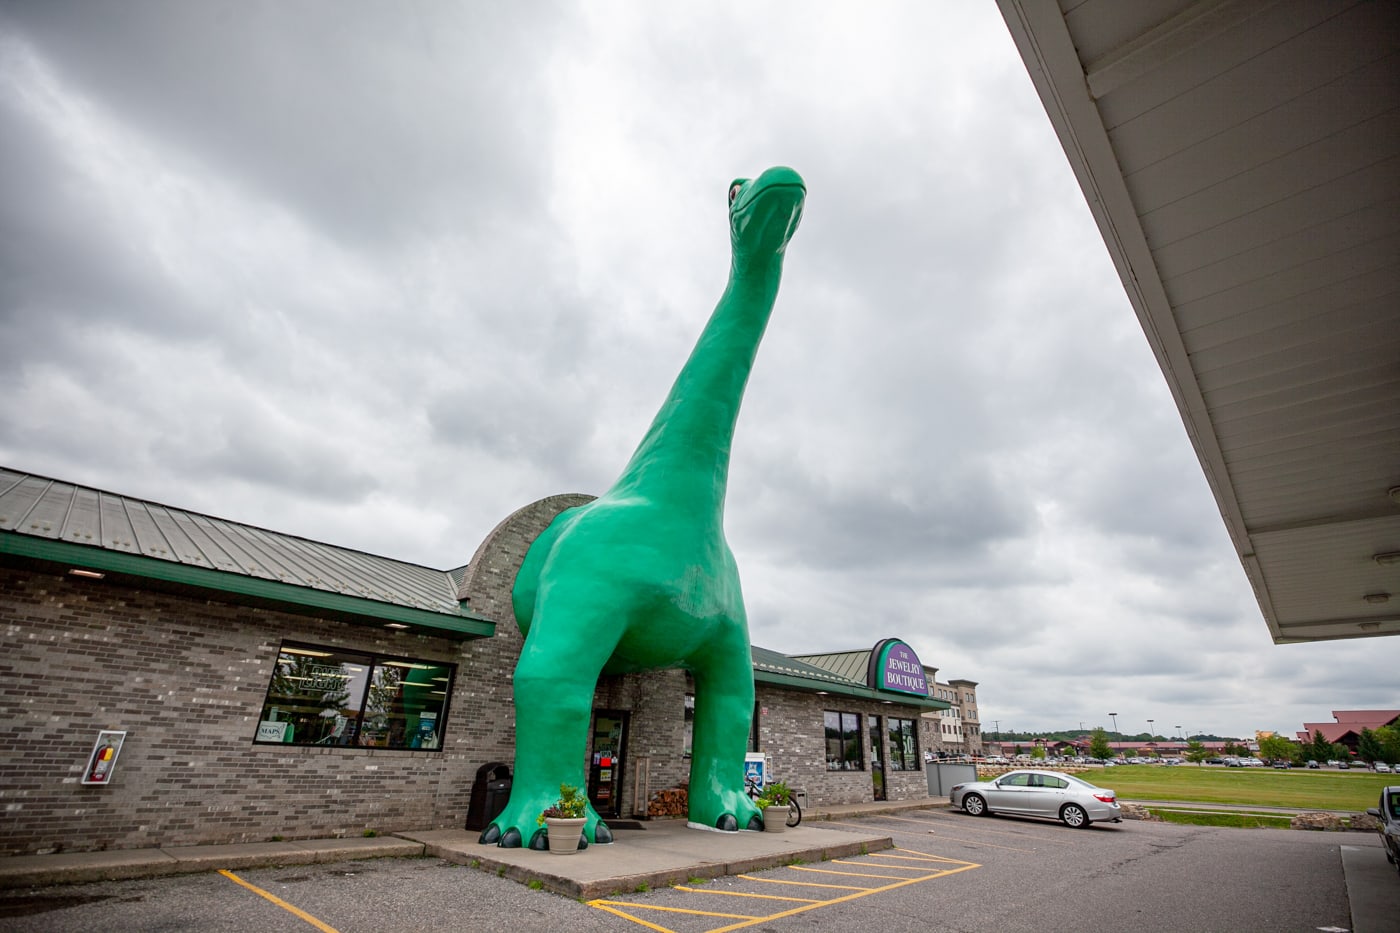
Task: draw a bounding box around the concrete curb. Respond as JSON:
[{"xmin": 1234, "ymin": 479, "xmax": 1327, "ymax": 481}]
[{"xmin": 412, "ymin": 828, "xmax": 889, "ymax": 900}]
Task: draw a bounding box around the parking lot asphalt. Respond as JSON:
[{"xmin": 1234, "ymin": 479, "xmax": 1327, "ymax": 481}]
[{"xmin": 3, "ymin": 800, "xmax": 1398, "ymax": 933}]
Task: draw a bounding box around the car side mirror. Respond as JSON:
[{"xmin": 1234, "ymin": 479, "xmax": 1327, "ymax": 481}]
[{"xmin": 1368, "ymin": 807, "xmax": 1381, "ymax": 818}]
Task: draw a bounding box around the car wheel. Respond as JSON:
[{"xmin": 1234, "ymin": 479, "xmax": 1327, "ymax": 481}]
[
  {"xmin": 1061, "ymin": 803, "xmax": 1089, "ymax": 828},
  {"xmin": 962, "ymin": 793, "xmax": 987, "ymax": 817}
]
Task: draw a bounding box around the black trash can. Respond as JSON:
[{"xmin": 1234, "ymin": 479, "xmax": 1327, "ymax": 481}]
[{"xmin": 465, "ymin": 762, "xmax": 512, "ymax": 831}]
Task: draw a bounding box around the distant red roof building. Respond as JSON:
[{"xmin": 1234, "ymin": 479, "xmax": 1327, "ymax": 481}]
[{"xmin": 1295, "ymin": 710, "xmax": 1400, "ymax": 751}]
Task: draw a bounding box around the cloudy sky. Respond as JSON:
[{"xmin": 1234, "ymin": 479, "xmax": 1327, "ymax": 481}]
[{"xmin": 3, "ymin": 1, "xmax": 1394, "ymax": 743}]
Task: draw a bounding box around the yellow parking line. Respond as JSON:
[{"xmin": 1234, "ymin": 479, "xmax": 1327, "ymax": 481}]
[
  {"xmin": 671, "ymin": 887, "xmax": 821, "ymax": 903},
  {"xmin": 737, "ymin": 875, "xmax": 868, "ymax": 890},
  {"xmin": 590, "ymin": 849, "xmax": 982, "ymax": 933},
  {"xmin": 591, "ymin": 901, "xmax": 761, "ymax": 920},
  {"xmin": 871, "ymin": 851, "xmax": 976, "ymax": 864},
  {"xmin": 789, "ymin": 865, "xmax": 921, "ymax": 881},
  {"xmin": 217, "ymin": 869, "xmax": 340, "ymax": 933}
]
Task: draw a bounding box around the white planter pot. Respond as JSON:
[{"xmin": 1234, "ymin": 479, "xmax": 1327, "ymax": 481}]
[
  {"xmin": 544, "ymin": 817, "xmax": 587, "ymax": 854},
  {"xmin": 763, "ymin": 806, "xmax": 789, "ymax": 833}
]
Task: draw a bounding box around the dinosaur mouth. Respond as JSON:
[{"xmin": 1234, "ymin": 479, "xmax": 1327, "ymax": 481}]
[{"xmin": 732, "ymin": 183, "xmax": 805, "ymax": 249}]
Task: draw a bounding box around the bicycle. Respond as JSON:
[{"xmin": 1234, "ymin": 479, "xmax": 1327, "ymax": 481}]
[{"xmin": 745, "ymin": 776, "xmax": 801, "ymax": 827}]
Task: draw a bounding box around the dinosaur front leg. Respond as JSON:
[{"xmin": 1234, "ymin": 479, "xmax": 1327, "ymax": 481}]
[
  {"xmin": 687, "ymin": 624, "xmax": 763, "ymax": 832},
  {"xmin": 479, "ymin": 623, "xmax": 616, "ymax": 850}
]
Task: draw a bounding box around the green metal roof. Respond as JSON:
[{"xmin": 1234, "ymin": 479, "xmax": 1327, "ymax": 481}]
[
  {"xmin": 789, "ymin": 649, "xmax": 873, "ymax": 684},
  {"xmin": 0, "ymin": 468, "xmax": 493, "ymax": 639},
  {"xmin": 752, "ymin": 645, "xmax": 950, "ymax": 711}
]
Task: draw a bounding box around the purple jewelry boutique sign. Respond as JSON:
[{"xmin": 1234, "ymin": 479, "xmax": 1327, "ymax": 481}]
[{"xmin": 872, "ymin": 639, "xmax": 929, "ymax": 696}]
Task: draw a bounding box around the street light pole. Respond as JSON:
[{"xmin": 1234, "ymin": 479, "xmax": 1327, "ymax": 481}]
[
  {"xmin": 1109, "ymin": 712, "xmax": 1118, "ymax": 735},
  {"xmin": 1147, "ymin": 719, "xmax": 1155, "ymax": 739}
]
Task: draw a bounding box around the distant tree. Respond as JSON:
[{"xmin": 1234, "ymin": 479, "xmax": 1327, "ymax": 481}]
[
  {"xmin": 1259, "ymin": 734, "xmax": 1297, "ymax": 764},
  {"xmin": 1089, "ymin": 728, "xmax": 1113, "ymax": 761},
  {"xmin": 1357, "ymin": 728, "xmax": 1383, "ymax": 764},
  {"xmin": 1307, "ymin": 730, "xmax": 1332, "ymax": 763},
  {"xmin": 1222, "ymin": 741, "xmax": 1246, "ymax": 757},
  {"xmin": 1330, "ymin": 742, "xmax": 1352, "ymax": 762},
  {"xmin": 1185, "ymin": 741, "xmax": 1210, "ymax": 766},
  {"xmin": 1375, "ymin": 725, "xmax": 1400, "ymax": 765},
  {"xmin": 1030, "ymin": 746, "xmax": 1046, "ymax": 760}
]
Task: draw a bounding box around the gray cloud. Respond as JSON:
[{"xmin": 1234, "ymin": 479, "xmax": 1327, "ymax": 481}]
[{"xmin": 2, "ymin": 0, "xmax": 1395, "ymax": 741}]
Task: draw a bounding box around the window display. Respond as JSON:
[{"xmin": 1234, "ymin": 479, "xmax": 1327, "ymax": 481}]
[
  {"xmin": 824, "ymin": 710, "xmax": 862, "ymax": 771},
  {"xmin": 255, "ymin": 643, "xmax": 453, "ymax": 750},
  {"xmin": 887, "ymin": 717, "xmax": 919, "ymax": 770}
]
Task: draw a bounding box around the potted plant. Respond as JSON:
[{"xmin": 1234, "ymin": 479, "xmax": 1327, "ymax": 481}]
[
  {"xmin": 537, "ymin": 782, "xmax": 588, "ymax": 855},
  {"xmin": 755, "ymin": 780, "xmax": 793, "ymax": 833}
]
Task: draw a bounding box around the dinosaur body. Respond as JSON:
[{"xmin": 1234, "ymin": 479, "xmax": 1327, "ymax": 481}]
[{"xmin": 481, "ymin": 167, "xmax": 805, "ymax": 850}]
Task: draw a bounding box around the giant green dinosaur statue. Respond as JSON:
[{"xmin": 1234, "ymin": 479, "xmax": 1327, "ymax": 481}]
[{"xmin": 479, "ymin": 166, "xmax": 805, "ymax": 851}]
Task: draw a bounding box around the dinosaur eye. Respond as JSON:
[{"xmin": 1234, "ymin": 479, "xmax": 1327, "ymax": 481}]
[{"xmin": 729, "ymin": 183, "xmax": 742, "ymax": 204}]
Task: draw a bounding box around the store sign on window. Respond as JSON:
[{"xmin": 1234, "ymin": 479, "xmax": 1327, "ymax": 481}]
[{"xmin": 868, "ymin": 639, "xmax": 929, "ymax": 696}]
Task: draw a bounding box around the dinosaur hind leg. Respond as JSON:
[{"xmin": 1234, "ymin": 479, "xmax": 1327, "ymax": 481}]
[{"xmin": 687, "ymin": 623, "xmax": 763, "ymax": 832}]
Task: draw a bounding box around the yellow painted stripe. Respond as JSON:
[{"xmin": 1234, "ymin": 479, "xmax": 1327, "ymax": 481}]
[
  {"xmin": 588, "ymin": 902, "xmax": 678, "ymax": 933},
  {"xmin": 789, "ymin": 865, "xmax": 918, "ymax": 881},
  {"xmin": 737, "ymin": 875, "xmax": 868, "ymax": 890},
  {"xmin": 872, "ymin": 851, "xmax": 978, "ymax": 865},
  {"xmin": 589, "ymin": 901, "xmax": 760, "ymax": 920},
  {"xmin": 706, "ymin": 864, "xmax": 982, "ymax": 933},
  {"xmin": 218, "ymin": 869, "xmax": 340, "ymax": 933},
  {"xmin": 670, "ymin": 887, "xmax": 820, "ymax": 903},
  {"xmin": 828, "ymin": 858, "xmax": 931, "ymax": 871}
]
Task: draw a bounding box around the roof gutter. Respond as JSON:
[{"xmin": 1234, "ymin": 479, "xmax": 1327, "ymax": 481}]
[
  {"xmin": 755, "ymin": 668, "xmax": 951, "ymax": 711},
  {"xmin": 1, "ymin": 533, "xmax": 496, "ymax": 639}
]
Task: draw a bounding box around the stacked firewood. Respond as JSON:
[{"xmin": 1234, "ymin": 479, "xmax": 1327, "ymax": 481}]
[{"xmin": 647, "ymin": 786, "xmax": 688, "ymax": 818}]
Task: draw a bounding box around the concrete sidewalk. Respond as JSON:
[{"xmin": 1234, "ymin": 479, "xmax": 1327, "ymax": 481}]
[{"xmin": 0, "ymin": 799, "xmax": 928, "ymax": 899}]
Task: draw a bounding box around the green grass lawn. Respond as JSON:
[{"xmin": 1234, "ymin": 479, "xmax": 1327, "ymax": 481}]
[{"xmin": 1094, "ymin": 765, "xmax": 1392, "ymax": 811}]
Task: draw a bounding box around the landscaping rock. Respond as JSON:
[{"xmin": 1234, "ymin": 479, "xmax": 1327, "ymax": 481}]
[
  {"xmin": 1119, "ymin": 804, "xmax": 1162, "ymax": 822},
  {"xmin": 1346, "ymin": 812, "xmax": 1380, "ymax": 832},
  {"xmin": 1290, "ymin": 812, "xmax": 1347, "ymax": 831}
]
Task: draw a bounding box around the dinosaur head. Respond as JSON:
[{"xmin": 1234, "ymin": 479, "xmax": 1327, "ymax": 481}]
[{"xmin": 728, "ymin": 166, "xmax": 805, "ymax": 271}]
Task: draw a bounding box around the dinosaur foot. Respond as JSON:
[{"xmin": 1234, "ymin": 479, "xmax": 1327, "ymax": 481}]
[
  {"xmin": 712, "ymin": 813, "xmax": 763, "ymax": 832},
  {"xmin": 477, "ymin": 824, "xmax": 526, "ymax": 848}
]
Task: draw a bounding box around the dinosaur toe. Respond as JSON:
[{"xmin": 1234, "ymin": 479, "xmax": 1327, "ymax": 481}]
[
  {"xmin": 716, "ymin": 814, "xmax": 738, "ymax": 832},
  {"xmin": 528, "ymin": 828, "xmax": 548, "ymax": 851},
  {"xmin": 478, "ymin": 824, "xmax": 501, "ymax": 845},
  {"xmin": 594, "ymin": 822, "xmax": 613, "ymax": 844},
  {"xmin": 747, "ymin": 814, "xmax": 764, "ymax": 832},
  {"xmin": 500, "ymin": 826, "xmax": 523, "ymax": 848}
]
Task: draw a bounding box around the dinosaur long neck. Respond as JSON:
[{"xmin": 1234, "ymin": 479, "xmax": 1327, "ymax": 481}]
[{"xmin": 609, "ymin": 261, "xmax": 784, "ymax": 514}]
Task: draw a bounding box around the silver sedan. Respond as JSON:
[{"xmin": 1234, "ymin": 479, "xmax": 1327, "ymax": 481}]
[{"xmin": 950, "ymin": 769, "xmax": 1122, "ymax": 828}]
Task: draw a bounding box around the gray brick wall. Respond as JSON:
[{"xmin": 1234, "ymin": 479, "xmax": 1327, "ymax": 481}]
[
  {"xmin": 1, "ymin": 489, "xmax": 937, "ymax": 854},
  {"xmin": 0, "ymin": 563, "xmax": 475, "ymax": 855},
  {"xmin": 754, "ymin": 686, "xmax": 930, "ymax": 806}
]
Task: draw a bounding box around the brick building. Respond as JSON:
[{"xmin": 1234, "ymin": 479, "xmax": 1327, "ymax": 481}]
[
  {"xmin": 0, "ymin": 468, "xmax": 949, "ymax": 856},
  {"xmin": 920, "ymin": 677, "xmax": 981, "ymax": 759}
]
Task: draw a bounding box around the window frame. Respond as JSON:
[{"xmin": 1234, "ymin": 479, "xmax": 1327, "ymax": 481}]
[
  {"xmin": 824, "ymin": 710, "xmax": 864, "ymax": 771},
  {"xmin": 887, "ymin": 716, "xmax": 920, "ymax": 771},
  {"xmin": 254, "ymin": 641, "xmax": 455, "ymax": 752}
]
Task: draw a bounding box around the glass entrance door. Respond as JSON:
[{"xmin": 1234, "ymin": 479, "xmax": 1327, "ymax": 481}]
[
  {"xmin": 588, "ymin": 710, "xmax": 629, "ymax": 819},
  {"xmin": 869, "ymin": 715, "xmax": 887, "ymax": 801}
]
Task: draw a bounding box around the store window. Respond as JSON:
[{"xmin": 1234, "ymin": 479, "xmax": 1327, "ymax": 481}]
[
  {"xmin": 824, "ymin": 710, "xmax": 863, "ymax": 771},
  {"xmin": 888, "ymin": 717, "xmax": 919, "ymax": 771},
  {"xmin": 255, "ymin": 643, "xmax": 453, "ymax": 750}
]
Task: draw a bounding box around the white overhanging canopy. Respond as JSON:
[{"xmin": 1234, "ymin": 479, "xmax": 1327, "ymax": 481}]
[{"xmin": 996, "ymin": 0, "xmax": 1399, "ymax": 643}]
